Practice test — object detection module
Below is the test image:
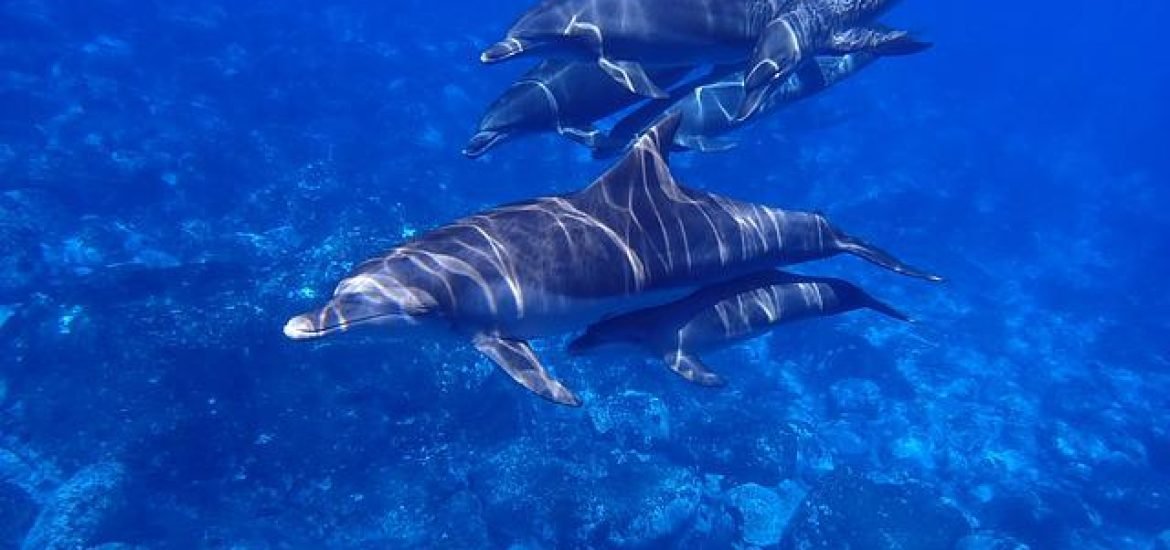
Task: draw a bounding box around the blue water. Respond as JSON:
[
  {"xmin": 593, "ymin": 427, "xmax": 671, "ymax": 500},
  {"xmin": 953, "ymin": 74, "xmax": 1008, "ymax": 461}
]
[{"xmin": 1, "ymin": 0, "xmax": 1167, "ymax": 548}]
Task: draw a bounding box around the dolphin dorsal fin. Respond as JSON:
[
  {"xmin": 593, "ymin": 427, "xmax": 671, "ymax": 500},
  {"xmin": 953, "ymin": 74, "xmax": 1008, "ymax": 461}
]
[{"xmin": 580, "ymin": 112, "xmax": 684, "ymax": 201}]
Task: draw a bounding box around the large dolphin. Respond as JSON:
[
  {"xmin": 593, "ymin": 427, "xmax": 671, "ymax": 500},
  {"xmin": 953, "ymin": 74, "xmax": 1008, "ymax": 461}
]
[
  {"xmin": 568, "ymin": 269, "xmax": 909, "ymax": 386},
  {"xmin": 284, "ymin": 114, "xmax": 939, "ymax": 406},
  {"xmin": 464, "ymin": 60, "xmax": 693, "ymax": 158},
  {"xmin": 480, "ymin": 0, "xmax": 798, "ymax": 98},
  {"xmin": 740, "ymin": 0, "xmax": 930, "ymax": 119},
  {"xmin": 593, "ymin": 52, "xmax": 881, "ymax": 158}
]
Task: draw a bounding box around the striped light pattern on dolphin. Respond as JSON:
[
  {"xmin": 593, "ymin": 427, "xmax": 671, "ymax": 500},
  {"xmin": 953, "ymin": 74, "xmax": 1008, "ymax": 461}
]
[
  {"xmin": 481, "ymin": 0, "xmax": 800, "ymax": 96},
  {"xmin": 285, "ymin": 113, "xmax": 938, "ymax": 406},
  {"xmin": 740, "ymin": 0, "xmax": 930, "ymax": 119},
  {"xmin": 568, "ymin": 269, "xmax": 911, "ymax": 386},
  {"xmin": 594, "ymin": 53, "xmax": 882, "ymax": 157},
  {"xmin": 480, "ymin": 0, "xmax": 927, "ymax": 122}
]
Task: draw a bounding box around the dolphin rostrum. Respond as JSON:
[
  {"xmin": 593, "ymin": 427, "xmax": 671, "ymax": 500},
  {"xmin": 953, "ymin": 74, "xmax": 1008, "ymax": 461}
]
[
  {"xmin": 284, "ymin": 113, "xmax": 939, "ymax": 406},
  {"xmin": 568, "ymin": 269, "xmax": 909, "ymax": 386}
]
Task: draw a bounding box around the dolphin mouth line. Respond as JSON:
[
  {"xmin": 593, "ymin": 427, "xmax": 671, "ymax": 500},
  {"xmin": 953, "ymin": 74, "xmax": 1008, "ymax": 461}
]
[
  {"xmin": 283, "ymin": 312, "xmax": 400, "ymax": 340},
  {"xmin": 463, "ymin": 131, "xmax": 508, "ymax": 158}
]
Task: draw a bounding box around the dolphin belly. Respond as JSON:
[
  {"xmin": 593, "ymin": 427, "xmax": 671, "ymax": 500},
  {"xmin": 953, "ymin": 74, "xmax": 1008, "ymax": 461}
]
[{"xmin": 481, "ymin": 286, "xmax": 698, "ymax": 340}]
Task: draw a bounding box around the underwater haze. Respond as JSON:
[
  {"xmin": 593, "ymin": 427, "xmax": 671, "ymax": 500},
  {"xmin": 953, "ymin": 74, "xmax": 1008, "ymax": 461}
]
[{"xmin": 2, "ymin": 0, "xmax": 1168, "ymax": 548}]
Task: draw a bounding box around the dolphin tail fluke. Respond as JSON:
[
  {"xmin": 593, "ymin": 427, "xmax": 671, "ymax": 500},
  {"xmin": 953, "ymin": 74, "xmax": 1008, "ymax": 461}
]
[
  {"xmin": 474, "ymin": 334, "xmax": 582, "ymax": 407},
  {"xmin": 830, "ymin": 229, "xmax": 944, "ymax": 282},
  {"xmin": 665, "ymin": 350, "xmax": 726, "ymax": 387},
  {"xmin": 598, "ymin": 58, "xmax": 669, "ymax": 98},
  {"xmin": 829, "ymin": 27, "xmax": 932, "ymax": 57}
]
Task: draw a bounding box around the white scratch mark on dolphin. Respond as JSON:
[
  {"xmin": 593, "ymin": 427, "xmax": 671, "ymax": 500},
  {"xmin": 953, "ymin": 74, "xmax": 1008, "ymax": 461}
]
[
  {"xmin": 754, "ymin": 287, "xmax": 780, "ymax": 323},
  {"xmin": 675, "ymin": 215, "xmax": 693, "ymax": 272},
  {"xmin": 461, "ymin": 218, "xmax": 526, "ymax": 317},
  {"xmin": 718, "ymin": 300, "xmax": 736, "ymax": 339},
  {"xmin": 401, "ymin": 250, "xmax": 458, "ymax": 308},
  {"xmin": 685, "ymin": 200, "xmax": 729, "ymax": 266},
  {"xmin": 763, "ymin": 207, "xmax": 785, "ymax": 250},
  {"xmin": 546, "ymin": 197, "xmax": 646, "ymax": 291},
  {"xmin": 641, "ymin": 166, "xmax": 673, "ymax": 272},
  {"xmin": 406, "ymin": 247, "xmax": 498, "ymax": 315}
]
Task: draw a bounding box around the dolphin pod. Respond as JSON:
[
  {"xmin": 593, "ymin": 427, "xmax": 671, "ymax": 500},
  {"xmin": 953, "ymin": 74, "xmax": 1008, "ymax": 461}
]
[
  {"xmin": 287, "ymin": 114, "xmax": 940, "ymax": 405},
  {"xmin": 478, "ymin": 0, "xmax": 929, "ymax": 131}
]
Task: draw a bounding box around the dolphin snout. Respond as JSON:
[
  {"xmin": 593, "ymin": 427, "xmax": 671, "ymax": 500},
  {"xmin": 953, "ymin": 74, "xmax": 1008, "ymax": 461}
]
[
  {"xmin": 283, "ymin": 314, "xmax": 323, "ymax": 340},
  {"xmin": 743, "ymin": 59, "xmax": 779, "ymax": 92},
  {"xmin": 736, "ymin": 62, "xmax": 779, "ymax": 121},
  {"xmin": 480, "ymin": 38, "xmax": 526, "ymax": 63},
  {"xmin": 463, "ymin": 130, "xmax": 507, "ymax": 158}
]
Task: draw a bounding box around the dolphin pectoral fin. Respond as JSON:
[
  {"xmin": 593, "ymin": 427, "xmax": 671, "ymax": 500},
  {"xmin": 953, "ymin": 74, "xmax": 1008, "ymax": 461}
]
[
  {"xmin": 598, "ymin": 58, "xmax": 669, "ymax": 98},
  {"xmin": 665, "ymin": 350, "xmax": 726, "ymax": 387},
  {"xmin": 558, "ymin": 124, "xmax": 603, "ymax": 148},
  {"xmin": 793, "ymin": 58, "xmax": 830, "ymax": 90},
  {"xmin": 829, "ymin": 28, "xmax": 932, "ymax": 56},
  {"xmin": 735, "ymin": 84, "xmax": 772, "ymax": 122},
  {"xmin": 678, "ymin": 135, "xmax": 737, "ymax": 153},
  {"xmin": 738, "ymin": 18, "xmax": 802, "ymax": 121},
  {"xmin": 474, "ymin": 334, "xmax": 582, "ymax": 407}
]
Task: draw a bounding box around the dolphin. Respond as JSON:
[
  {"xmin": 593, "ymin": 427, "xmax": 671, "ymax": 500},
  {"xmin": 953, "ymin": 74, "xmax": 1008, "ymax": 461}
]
[
  {"xmin": 593, "ymin": 53, "xmax": 882, "ymax": 158},
  {"xmin": 465, "ymin": 60, "xmax": 695, "ymax": 158},
  {"xmin": 480, "ymin": 0, "xmax": 799, "ymax": 98},
  {"xmin": 568, "ymin": 269, "xmax": 909, "ymax": 386},
  {"xmin": 739, "ymin": 0, "xmax": 930, "ymax": 119},
  {"xmin": 284, "ymin": 113, "xmax": 940, "ymax": 406}
]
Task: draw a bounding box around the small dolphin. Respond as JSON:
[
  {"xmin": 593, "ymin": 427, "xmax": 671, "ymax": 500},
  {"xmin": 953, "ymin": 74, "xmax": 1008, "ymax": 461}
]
[
  {"xmin": 594, "ymin": 53, "xmax": 881, "ymax": 158},
  {"xmin": 568, "ymin": 269, "xmax": 909, "ymax": 386},
  {"xmin": 285, "ymin": 114, "xmax": 939, "ymax": 406},
  {"xmin": 481, "ymin": 0, "xmax": 799, "ymax": 98},
  {"xmin": 740, "ymin": 0, "xmax": 930, "ymax": 119},
  {"xmin": 465, "ymin": 60, "xmax": 691, "ymax": 158}
]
